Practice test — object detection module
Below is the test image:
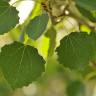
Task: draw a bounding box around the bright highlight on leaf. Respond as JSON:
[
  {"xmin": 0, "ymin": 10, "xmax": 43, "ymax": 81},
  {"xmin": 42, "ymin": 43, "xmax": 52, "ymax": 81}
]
[
  {"xmin": 0, "ymin": 42, "xmax": 45, "ymax": 89},
  {"xmin": 26, "ymin": 13, "xmax": 49, "ymax": 40},
  {"xmin": 0, "ymin": 0, "xmax": 19, "ymax": 34}
]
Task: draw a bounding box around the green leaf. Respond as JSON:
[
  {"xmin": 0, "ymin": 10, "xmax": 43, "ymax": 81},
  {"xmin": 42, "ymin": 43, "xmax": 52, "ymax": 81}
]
[
  {"xmin": 75, "ymin": 0, "xmax": 96, "ymax": 11},
  {"xmin": 26, "ymin": 13, "xmax": 49, "ymax": 40},
  {"xmin": 3, "ymin": 0, "xmax": 10, "ymax": 2},
  {"xmin": 0, "ymin": 42, "xmax": 45, "ymax": 89},
  {"xmin": 0, "ymin": 1, "xmax": 19, "ymax": 34},
  {"xmin": 0, "ymin": 69, "xmax": 12, "ymax": 96},
  {"xmin": 56, "ymin": 32, "xmax": 94, "ymax": 70},
  {"xmin": 66, "ymin": 81, "xmax": 85, "ymax": 96},
  {"xmin": 0, "ymin": 80, "xmax": 12, "ymax": 96},
  {"xmin": 76, "ymin": 5, "xmax": 96, "ymax": 22},
  {"xmin": 89, "ymin": 32, "xmax": 96, "ymax": 65}
]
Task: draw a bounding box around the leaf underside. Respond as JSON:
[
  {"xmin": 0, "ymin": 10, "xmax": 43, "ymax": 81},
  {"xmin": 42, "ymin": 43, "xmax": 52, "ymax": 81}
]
[{"xmin": 26, "ymin": 13, "xmax": 49, "ymax": 40}]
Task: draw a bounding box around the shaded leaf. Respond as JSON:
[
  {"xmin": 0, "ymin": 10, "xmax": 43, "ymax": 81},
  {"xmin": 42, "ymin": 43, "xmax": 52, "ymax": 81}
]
[
  {"xmin": 3, "ymin": 0, "xmax": 10, "ymax": 2},
  {"xmin": 56, "ymin": 32, "xmax": 94, "ymax": 70},
  {"xmin": 76, "ymin": 5, "xmax": 96, "ymax": 22},
  {"xmin": 0, "ymin": 1, "xmax": 19, "ymax": 34},
  {"xmin": 89, "ymin": 32, "xmax": 96, "ymax": 67},
  {"xmin": 75, "ymin": 0, "xmax": 96, "ymax": 11},
  {"xmin": 66, "ymin": 81, "xmax": 85, "ymax": 96},
  {"xmin": 26, "ymin": 13, "xmax": 49, "ymax": 40},
  {"xmin": 0, "ymin": 42, "xmax": 45, "ymax": 89}
]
